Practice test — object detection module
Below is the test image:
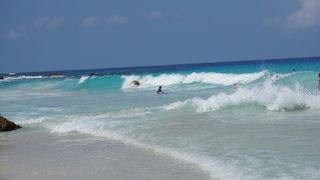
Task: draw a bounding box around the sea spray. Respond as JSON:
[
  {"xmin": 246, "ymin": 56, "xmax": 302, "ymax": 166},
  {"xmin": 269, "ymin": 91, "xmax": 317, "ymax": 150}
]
[
  {"xmin": 121, "ymin": 71, "xmax": 267, "ymax": 89},
  {"xmin": 161, "ymin": 80, "xmax": 320, "ymax": 112},
  {"xmin": 79, "ymin": 76, "xmax": 89, "ymax": 84}
]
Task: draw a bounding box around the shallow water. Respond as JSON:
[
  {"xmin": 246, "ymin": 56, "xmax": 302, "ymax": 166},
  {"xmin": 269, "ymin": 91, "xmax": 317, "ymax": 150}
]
[
  {"xmin": 1, "ymin": 57, "xmax": 320, "ymax": 179},
  {"xmin": 0, "ymin": 132, "xmax": 211, "ymax": 180}
]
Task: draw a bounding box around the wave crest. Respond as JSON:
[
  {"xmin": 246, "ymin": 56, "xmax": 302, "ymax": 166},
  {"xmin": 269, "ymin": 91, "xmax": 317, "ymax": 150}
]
[
  {"xmin": 162, "ymin": 81, "xmax": 320, "ymax": 112},
  {"xmin": 3, "ymin": 75, "xmax": 45, "ymax": 81},
  {"xmin": 121, "ymin": 71, "xmax": 267, "ymax": 89},
  {"xmin": 79, "ymin": 76, "xmax": 89, "ymax": 84}
]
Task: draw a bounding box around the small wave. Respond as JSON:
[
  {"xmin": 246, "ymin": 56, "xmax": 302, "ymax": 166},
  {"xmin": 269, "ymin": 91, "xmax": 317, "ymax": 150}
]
[
  {"xmin": 4, "ymin": 75, "xmax": 45, "ymax": 81},
  {"xmin": 161, "ymin": 81, "xmax": 320, "ymax": 112},
  {"xmin": 79, "ymin": 76, "xmax": 89, "ymax": 84},
  {"xmin": 46, "ymin": 115, "xmax": 257, "ymax": 180},
  {"xmin": 19, "ymin": 116, "xmax": 51, "ymax": 125},
  {"xmin": 121, "ymin": 71, "xmax": 267, "ymax": 89}
]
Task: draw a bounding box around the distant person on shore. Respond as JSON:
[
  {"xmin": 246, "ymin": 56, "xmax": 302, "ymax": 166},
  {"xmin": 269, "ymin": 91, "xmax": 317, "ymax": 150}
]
[
  {"xmin": 318, "ymin": 73, "xmax": 320, "ymax": 89},
  {"xmin": 130, "ymin": 80, "xmax": 140, "ymax": 86},
  {"xmin": 157, "ymin": 86, "xmax": 164, "ymax": 94}
]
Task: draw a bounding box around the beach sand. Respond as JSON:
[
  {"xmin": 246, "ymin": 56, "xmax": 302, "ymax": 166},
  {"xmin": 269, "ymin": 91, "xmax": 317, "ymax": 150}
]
[{"xmin": 0, "ymin": 131, "xmax": 211, "ymax": 180}]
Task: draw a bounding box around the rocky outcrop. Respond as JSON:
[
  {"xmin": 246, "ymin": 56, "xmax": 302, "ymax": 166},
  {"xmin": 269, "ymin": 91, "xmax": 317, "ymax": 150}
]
[
  {"xmin": 0, "ymin": 116, "xmax": 22, "ymax": 131},
  {"xmin": 130, "ymin": 80, "xmax": 140, "ymax": 86},
  {"xmin": 0, "ymin": 76, "xmax": 4, "ymax": 80}
]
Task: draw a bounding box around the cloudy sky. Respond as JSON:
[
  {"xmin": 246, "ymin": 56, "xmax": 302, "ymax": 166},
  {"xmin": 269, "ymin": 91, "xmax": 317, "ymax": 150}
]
[{"xmin": 0, "ymin": 0, "xmax": 320, "ymax": 73}]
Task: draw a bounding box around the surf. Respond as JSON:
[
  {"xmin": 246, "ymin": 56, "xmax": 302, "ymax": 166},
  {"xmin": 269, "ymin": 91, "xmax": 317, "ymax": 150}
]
[
  {"xmin": 161, "ymin": 80, "xmax": 320, "ymax": 112},
  {"xmin": 121, "ymin": 71, "xmax": 268, "ymax": 89}
]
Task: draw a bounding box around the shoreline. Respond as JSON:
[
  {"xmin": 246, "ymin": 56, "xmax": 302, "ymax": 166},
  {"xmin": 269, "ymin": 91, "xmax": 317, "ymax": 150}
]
[{"xmin": 0, "ymin": 131, "xmax": 211, "ymax": 180}]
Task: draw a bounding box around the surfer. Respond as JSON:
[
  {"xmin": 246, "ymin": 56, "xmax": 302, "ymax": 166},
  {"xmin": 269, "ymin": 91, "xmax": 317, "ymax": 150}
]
[
  {"xmin": 130, "ymin": 80, "xmax": 140, "ymax": 86},
  {"xmin": 157, "ymin": 86, "xmax": 164, "ymax": 94},
  {"xmin": 318, "ymin": 73, "xmax": 320, "ymax": 89}
]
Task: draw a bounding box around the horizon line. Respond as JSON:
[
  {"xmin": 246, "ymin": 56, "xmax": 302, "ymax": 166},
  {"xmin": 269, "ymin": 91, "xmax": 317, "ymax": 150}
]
[{"xmin": 2, "ymin": 55, "xmax": 320, "ymax": 75}]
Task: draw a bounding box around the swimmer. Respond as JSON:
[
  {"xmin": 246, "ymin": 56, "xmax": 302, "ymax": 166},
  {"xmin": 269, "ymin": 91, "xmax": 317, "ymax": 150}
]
[{"xmin": 157, "ymin": 86, "xmax": 164, "ymax": 94}]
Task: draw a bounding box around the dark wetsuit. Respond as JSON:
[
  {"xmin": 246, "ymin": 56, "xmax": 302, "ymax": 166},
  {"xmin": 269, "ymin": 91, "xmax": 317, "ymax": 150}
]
[{"xmin": 157, "ymin": 86, "xmax": 164, "ymax": 94}]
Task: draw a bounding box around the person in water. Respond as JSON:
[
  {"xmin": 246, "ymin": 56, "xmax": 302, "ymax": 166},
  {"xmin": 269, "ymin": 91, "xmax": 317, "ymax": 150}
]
[
  {"xmin": 157, "ymin": 86, "xmax": 164, "ymax": 94},
  {"xmin": 318, "ymin": 73, "xmax": 320, "ymax": 89}
]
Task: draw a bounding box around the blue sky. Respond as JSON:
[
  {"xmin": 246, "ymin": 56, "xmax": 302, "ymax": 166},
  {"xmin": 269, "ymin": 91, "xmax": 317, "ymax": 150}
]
[{"xmin": 1, "ymin": 0, "xmax": 320, "ymax": 73}]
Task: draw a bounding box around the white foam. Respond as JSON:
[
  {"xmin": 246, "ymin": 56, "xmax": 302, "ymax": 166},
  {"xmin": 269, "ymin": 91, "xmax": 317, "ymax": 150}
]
[
  {"xmin": 121, "ymin": 71, "xmax": 267, "ymax": 89},
  {"xmin": 19, "ymin": 116, "xmax": 51, "ymax": 125},
  {"xmin": 161, "ymin": 100, "xmax": 189, "ymax": 110},
  {"xmin": 161, "ymin": 81, "xmax": 320, "ymax": 112},
  {"xmin": 79, "ymin": 76, "xmax": 89, "ymax": 84},
  {"xmin": 4, "ymin": 75, "xmax": 44, "ymax": 81},
  {"xmin": 269, "ymin": 72, "xmax": 295, "ymax": 81},
  {"xmin": 47, "ymin": 115, "xmax": 257, "ymax": 180}
]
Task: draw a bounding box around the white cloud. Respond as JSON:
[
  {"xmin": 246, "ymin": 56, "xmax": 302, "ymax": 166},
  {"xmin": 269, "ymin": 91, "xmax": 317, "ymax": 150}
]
[
  {"xmin": 46, "ymin": 17, "xmax": 64, "ymax": 28},
  {"xmin": 147, "ymin": 11, "xmax": 165, "ymax": 21},
  {"xmin": 5, "ymin": 26, "xmax": 27, "ymax": 40},
  {"xmin": 82, "ymin": 16, "xmax": 98, "ymax": 27},
  {"xmin": 5, "ymin": 29, "xmax": 25, "ymax": 40},
  {"xmin": 285, "ymin": 0, "xmax": 320, "ymax": 29},
  {"xmin": 33, "ymin": 17, "xmax": 49, "ymax": 28},
  {"xmin": 33, "ymin": 17, "xmax": 64, "ymax": 29},
  {"xmin": 106, "ymin": 15, "xmax": 128, "ymax": 24}
]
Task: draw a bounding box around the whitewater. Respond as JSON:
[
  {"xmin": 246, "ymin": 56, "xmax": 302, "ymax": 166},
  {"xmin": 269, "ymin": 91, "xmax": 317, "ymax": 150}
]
[{"xmin": 1, "ymin": 57, "xmax": 320, "ymax": 180}]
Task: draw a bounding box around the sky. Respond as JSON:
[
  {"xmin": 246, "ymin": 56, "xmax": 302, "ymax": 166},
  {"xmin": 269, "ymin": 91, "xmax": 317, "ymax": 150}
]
[{"xmin": 0, "ymin": 0, "xmax": 320, "ymax": 73}]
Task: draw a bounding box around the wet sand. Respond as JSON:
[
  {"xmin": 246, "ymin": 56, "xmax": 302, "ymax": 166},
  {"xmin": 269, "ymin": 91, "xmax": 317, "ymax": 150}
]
[{"xmin": 0, "ymin": 131, "xmax": 211, "ymax": 180}]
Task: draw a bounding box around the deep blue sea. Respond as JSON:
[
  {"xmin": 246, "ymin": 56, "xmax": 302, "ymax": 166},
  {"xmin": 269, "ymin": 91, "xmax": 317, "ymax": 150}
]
[{"xmin": 1, "ymin": 57, "xmax": 320, "ymax": 180}]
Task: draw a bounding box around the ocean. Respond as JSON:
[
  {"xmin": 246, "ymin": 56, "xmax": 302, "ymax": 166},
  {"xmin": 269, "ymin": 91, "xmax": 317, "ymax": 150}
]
[{"xmin": 1, "ymin": 57, "xmax": 320, "ymax": 180}]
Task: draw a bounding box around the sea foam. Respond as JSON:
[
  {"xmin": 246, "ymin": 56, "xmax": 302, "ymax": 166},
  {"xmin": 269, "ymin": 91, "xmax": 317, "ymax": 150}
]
[
  {"xmin": 121, "ymin": 71, "xmax": 267, "ymax": 89},
  {"xmin": 79, "ymin": 76, "xmax": 89, "ymax": 84},
  {"xmin": 161, "ymin": 81, "xmax": 320, "ymax": 112},
  {"xmin": 46, "ymin": 114, "xmax": 258, "ymax": 180},
  {"xmin": 3, "ymin": 75, "xmax": 45, "ymax": 81}
]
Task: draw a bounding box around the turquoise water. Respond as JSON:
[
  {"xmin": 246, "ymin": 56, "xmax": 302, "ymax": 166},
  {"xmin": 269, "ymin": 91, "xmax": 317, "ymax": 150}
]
[{"xmin": 1, "ymin": 57, "xmax": 320, "ymax": 179}]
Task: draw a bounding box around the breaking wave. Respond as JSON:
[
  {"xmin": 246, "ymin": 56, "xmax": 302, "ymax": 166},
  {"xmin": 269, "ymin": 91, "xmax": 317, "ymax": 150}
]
[
  {"xmin": 3, "ymin": 75, "xmax": 45, "ymax": 81},
  {"xmin": 43, "ymin": 114, "xmax": 258, "ymax": 180},
  {"xmin": 121, "ymin": 71, "xmax": 267, "ymax": 89},
  {"xmin": 79, "ymin": 76, "xmax": 89, "ymax": 84},
  {"xmin": 161, "ymin": 81, "xmax": 320, "ymax": 112}
]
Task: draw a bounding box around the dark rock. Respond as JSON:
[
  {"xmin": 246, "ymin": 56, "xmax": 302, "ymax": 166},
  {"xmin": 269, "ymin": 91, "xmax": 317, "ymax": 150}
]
[
  {"xmin": 89, "ymin": 73, "xmax": 98, "ymax": 76},
  {"xmin": 47, "ymin": 73, "xmax": 65, "ymax": 78},
  {"xmin": 0, "ymin": 76, "xmax": 4, "ymax": 80},
  {"xmin": 130, "ymin": 80, "xmax": 141, "ymax": 86},
  {"xmin": 89, "ymin": 73, "xmax": 109, "ymax": 77},
  {"xmin": 0, "ymin": 116, "xmax": 22, "ymax": 131}
]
